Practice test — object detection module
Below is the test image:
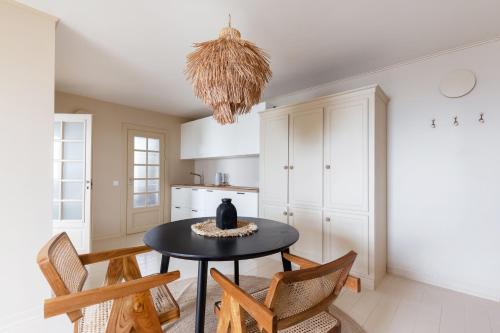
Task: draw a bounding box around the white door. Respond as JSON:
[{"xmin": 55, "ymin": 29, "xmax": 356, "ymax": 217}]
[
  {"xmin": 53, "ymin": 114, "xmax": 92, "ymax": 253},
  {"xmin": 288, "ymin": 206, "xmax": 323, "ymax": 263},
  {"xmin": 127, "ymin": 130, "xmax": 165, "ymax": 234},
  {"xmin": 260, "ymin": 114, "xmax": 289, "ymax": 205},
  {"xmin": 323, "ymin": 211, "xmax": 369, "ymax": 275},
  {"xmin": 289, "ymin": 108, "xmax": 324, "ymax": 209},
  {"xmin": 324, "ymin": 99, "xmax": 369, "ymax": 211}
]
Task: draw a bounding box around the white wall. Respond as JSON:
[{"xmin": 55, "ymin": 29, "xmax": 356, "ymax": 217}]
[
  {"xmin": 267, "ymin": 39, "xmax": 500, "ymax": 301},
  {"xmin": 194, "ymin": 156, "xmax": 259, "ymax": 188},
  {"xmin": 0, "ymin": 1, "xmax": 57, "ymax": 330}
]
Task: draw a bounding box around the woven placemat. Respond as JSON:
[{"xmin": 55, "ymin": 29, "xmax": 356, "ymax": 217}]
[{"xmin": 191, "ymin": 219, "xmax": 258, "ymax": 237}]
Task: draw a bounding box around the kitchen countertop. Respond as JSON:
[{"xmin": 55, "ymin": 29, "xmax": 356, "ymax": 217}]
[{"xmin": 171, "ymin": 184, "xmax": 259, "ymax": 193}]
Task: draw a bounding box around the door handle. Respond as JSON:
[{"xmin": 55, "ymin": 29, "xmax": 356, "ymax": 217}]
[
  {"xmin": 283, "ymin": 211, "xmax": 288, "ymax": 216},
  {"xmin": 283, "ymin": 165, "xmax": 288, "ymax": 170},
  {"xmin": 325, "ymin": 165, "xmax": 331, "ymax": 170},
  {"xmin": 289, "ymin": 212, "xmax": 294, "ymax": 216},
  {"xmin": 325, "ymin": 217, "xmax": 331, "ymax": 222},
  {"xmin": 289, "ymin": 166, "xmax": 294, "ymax": 170}
]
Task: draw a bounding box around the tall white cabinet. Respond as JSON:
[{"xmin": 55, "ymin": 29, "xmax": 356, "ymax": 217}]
[{"xmin": 259, "ymin": 85, "xmax": 388, "ymax": 289}]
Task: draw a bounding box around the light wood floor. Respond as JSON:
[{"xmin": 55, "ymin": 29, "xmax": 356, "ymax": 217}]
[{"xmin": 40, "ymin": 235, "xmax": 500, "ymax": 333}]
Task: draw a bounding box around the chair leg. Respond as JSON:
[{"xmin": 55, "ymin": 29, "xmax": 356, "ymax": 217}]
[
  {"xmin": 216, "ymin": 293, "xmax": 231, "ymax": 333},
  {"xmin": 229, "ymin": 297, "xmax": 247, "ymax": 333}
]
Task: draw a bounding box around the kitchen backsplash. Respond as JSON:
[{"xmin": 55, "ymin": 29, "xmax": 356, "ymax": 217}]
[{"xmin": 193, "ymin": 156, "xmax": 259, "ymax": 188}]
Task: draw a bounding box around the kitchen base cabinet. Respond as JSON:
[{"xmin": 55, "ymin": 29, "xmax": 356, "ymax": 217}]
[
  {"xmin": 171, "ymin": 206, "xmax": 191, "ymax": 222},
  {"xmin": 171, "ymin": 186, "xmax": 259, "ymax": 222}
]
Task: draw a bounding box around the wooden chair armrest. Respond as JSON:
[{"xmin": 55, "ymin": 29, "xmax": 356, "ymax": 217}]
[
  {"xmin": 282, "ymin": 252, "xmax": 320, "ymax": 269},
  {"xmin": 345, "ymin": 275, "xmax": 361, "ymax": 293},
  {"xmin": 282, "ymin": 253, "xmax": 361, "ymax": 292},
  {"xmin": 44, "ymin": 270, "xmax": 180, "ymax": 318},
  {"xmin": 210, "ymin": 268, "xmax": 276, "ymax": 333},
  {"xmin": 79, "ymin": 245, "xmax": 152, "ymax": 265}
]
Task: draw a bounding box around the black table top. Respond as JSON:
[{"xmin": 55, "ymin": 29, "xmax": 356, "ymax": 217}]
[{"xmin": 144, "ymin": 217, "xmax": 299, "ymax": 261}]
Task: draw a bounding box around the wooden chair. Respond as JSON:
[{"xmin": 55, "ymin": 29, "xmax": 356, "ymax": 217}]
[
  {"xmin": 37, "ymin": 232, "xmax": 181, "ymax": 333},
  {"xmin": 211, "ymin": 251, "xmax": 360, "ymax": 333}
]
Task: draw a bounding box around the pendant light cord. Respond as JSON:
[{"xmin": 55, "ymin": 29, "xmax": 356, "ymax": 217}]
[{"xmin": 228, "ymin": 13, "xmax": 232, "ymax": 28}]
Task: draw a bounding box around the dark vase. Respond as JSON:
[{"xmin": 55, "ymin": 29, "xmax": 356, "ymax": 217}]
[{"xmin": 216, "ymin": 198, "xmax": 237, "ymax": 230}]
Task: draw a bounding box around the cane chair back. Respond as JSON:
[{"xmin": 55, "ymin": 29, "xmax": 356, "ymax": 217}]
[
  {"xmin": 37, "ymin": 232, "xmax": 88, "ymax": 321},
  {"xmin": 264, "ymin": 251, "xmax": 356, "ymax": 330}
]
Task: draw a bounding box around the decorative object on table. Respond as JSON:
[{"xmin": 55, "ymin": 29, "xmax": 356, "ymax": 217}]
[
  {"xmin": 185, "ymin": 14, "xmax": 272, "ymax": 125},
  {"xmin": 216, "ymin": 198, "xmax": 237, "ymax": 229},
  {"xmin": 191, "ymin": 219, "xmax": 258, "ymax": 237},
  {"xmin": 439, "ymin": 69, "xmax": 476, "ymax": 98}
]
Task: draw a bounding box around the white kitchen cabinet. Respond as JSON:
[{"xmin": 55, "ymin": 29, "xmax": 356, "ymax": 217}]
[
  {"xmin": 323, "ymin": 211, "xmax": 369, "ymax": 276},
  {"xmin": 259, "ymin": 203, "xmax": 288, "ymax": 224},
  {"xmin": 324, "ymin": 99, "xmax": 369, "ymax": 212},
  {"xmin": 190, "ymin": 188, "xmax": 205, "ymax": 212},
  {"xmin": 171, "ymin": 187, "xmax": 191, "ymax": 207},
  {"xmin": 259, "ymin": 85, "xmax": 388, "ymax": 289},
  {"xmin": 259, "ymin": 113, "xmax": 289, "ymax": 206},
  {"xmin": 181, "ymin": 103, "xmax": 266, "ymax": 159},
  {"xmin": 228, "ymin": 192, "xmax": 258, "ymax": 217},
  {"xmin": 171, "ymin": 205, "xmax": 191, "ymax": 222},
  {"xmin": 204, "ymin": 189, "xmax": 224, "ymax": 217},
  {"xmin": 171, "ymin": 186, "xmax": 259, "ymax": 222},
  {"xmin": 288, "ymin": 206, "xmax": 323, "ymax": 263},
  {"xmin": 289, "ymin": 108, "xmax": 324, "ymax": 209}
]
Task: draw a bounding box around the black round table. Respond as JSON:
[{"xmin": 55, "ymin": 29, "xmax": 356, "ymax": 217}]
[{"xmin": 144, "ymin": 217, "xmax": 299, "ymax": 333}]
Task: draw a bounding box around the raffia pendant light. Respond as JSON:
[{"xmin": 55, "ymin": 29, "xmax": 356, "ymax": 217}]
[{"xmin": 186, "ymin": 15, "xmax": 272, "ymax": 124}]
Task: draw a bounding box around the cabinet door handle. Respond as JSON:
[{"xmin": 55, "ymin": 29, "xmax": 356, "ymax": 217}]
[
  {"xmin": 325, "ymin": 217, "xmax": 331, "ymax": 222},
  {"xmin": 325, "ymin": 165, "xmax": 331, "ymax": 170},
  {"xmin": 289, "ymin": 165, "xmax": 294, "ymax": 170},
  {"xmin": 283, "ymin": 211, "xmax": 288, "ymax": 216},
  {"xmin": 175, "ymin": 187, "xmax": 181, "ymax": 190},
  {"xmin": 236, "ymin": 192, "xmax": 245, "ymax": 195},
  {"xmin": 192, "ymin": 209, "xmax": 198, "ymax": 212},
  {"xmin": 206, "ymin": 190, "xmax": 213, "ymax": 192},
  {"xmin": 192, "ymin": 189, "xmax": 198, "ymax": 191},
  {"xmin": 283, "ymin": 165, "xmax": 289, "ymax": 170},
  {"xmin": 174, "ymin": 206, "xmax": 180, "ymax": 209},
  {"xmin": 289, "ymin": 212, "xmax": 294, "ymax": 216}
]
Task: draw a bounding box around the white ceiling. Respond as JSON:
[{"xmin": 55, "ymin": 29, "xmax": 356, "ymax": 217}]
[{"xmin": 18, "ymin": 0, "xmax": 500, "ymax": 117}]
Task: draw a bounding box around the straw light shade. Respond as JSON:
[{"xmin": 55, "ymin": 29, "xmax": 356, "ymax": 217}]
[{"xmin": 186, "ymin": 17, "xmax": 272, "ymax": 124}]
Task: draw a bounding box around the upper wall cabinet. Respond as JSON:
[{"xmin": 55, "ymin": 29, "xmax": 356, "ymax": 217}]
[{"xmin": 181, "ymin": 102, "xmax": 266, "ymax": 159}]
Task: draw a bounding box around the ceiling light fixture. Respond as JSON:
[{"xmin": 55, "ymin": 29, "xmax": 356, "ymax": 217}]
[{"xmin": 186, "ymin": 14, "xmax": 272, "ymax": 125}]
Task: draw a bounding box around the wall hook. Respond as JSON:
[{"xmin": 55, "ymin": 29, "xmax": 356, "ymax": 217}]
[
  {"xmin": 431, "ymin": 119, "xmax": 436, "ymax": 128},
  {"xmin": 479, "ymin": 113, "xmax": 485, "ymax": 124},
  {"xmin": 453, "ymin": 116, "xmax": 459, "ymax": 127}
]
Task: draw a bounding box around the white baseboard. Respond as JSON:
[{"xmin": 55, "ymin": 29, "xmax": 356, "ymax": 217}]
[
  {"xmin": 0, "ymin": 306, "xmax": 41, "ymax": 332},
  {"xmin": 388, "ymin": 265, "xmax": 500, "ymax": 302}
]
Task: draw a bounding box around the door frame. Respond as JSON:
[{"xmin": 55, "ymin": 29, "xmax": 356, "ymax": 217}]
[
  {"xmin": 53, "ymin": 113, "xmax": 92, "ymax": 253},
  {"xmin": 121, "ymin": 123, "xmax": 169, "ymax": 236}
]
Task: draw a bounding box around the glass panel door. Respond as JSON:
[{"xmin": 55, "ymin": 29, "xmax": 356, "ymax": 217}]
[
  {"xmin": 53, "ymin": 115, "xmax": 92, "ymax": 253},
  {"xmin": 127, "ymin": 129, "xmax": 165, "ymax": 234}
]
